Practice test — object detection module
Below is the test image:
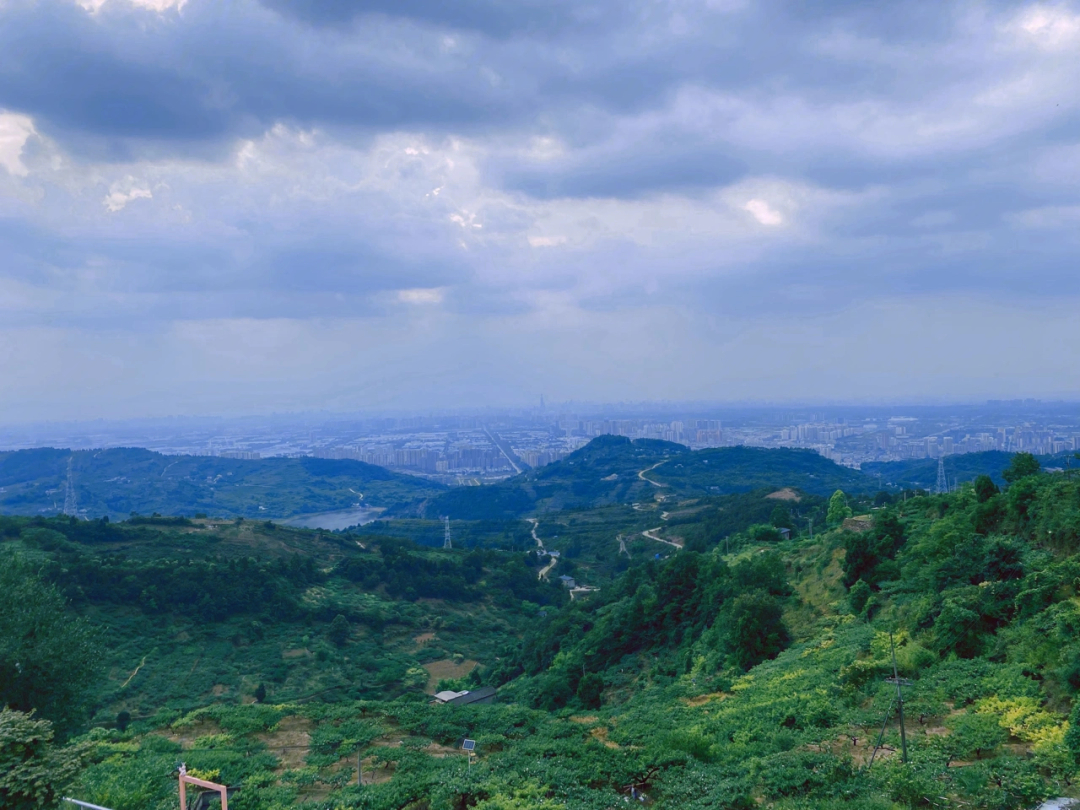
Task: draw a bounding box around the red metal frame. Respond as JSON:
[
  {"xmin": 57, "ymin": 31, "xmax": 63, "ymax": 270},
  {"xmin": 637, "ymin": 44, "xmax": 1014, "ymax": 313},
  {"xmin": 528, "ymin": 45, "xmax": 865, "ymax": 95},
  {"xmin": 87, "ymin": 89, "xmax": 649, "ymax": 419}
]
[{"xmin": 178, "ymin": 765, "xmax": 228, "ymax": 810}]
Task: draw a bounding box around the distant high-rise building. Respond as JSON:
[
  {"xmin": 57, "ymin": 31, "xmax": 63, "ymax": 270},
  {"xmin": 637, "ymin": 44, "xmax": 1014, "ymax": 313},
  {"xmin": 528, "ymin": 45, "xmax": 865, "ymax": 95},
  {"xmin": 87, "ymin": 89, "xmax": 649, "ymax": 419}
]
[{"xmin": 943, "ymin": 437, "xmax": 954, "ymax": 455}]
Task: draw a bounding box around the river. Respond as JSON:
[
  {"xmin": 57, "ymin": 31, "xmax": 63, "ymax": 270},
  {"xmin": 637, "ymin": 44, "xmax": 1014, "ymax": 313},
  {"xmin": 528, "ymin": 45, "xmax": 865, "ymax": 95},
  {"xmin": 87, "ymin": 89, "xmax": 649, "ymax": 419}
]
[{"xmin": 277, "ymin": 507, "xmax": 381, "ymax": 531}]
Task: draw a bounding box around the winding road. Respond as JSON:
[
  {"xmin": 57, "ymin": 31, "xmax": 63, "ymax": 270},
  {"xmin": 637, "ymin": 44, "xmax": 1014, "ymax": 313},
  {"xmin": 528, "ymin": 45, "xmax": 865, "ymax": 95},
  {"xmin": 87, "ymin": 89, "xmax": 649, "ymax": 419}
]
[
  {"xmin": 529, "ymin": 518, "xmax": 557, "ymax": 580},
  {"xmin": 642, "ymin": 526, "xmax": 682, "ymax": 550},
  {"xmin": 637, "ymin": 461, "xmax": 670, "ymax": 488}
]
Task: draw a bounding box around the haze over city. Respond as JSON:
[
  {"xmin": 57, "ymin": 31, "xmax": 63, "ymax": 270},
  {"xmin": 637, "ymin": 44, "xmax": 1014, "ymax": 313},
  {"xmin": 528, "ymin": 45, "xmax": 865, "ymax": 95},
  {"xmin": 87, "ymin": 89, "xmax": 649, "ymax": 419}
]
[{"xmin": 3, "ymin": 1, "xmax": 1080, "ymax": 422}]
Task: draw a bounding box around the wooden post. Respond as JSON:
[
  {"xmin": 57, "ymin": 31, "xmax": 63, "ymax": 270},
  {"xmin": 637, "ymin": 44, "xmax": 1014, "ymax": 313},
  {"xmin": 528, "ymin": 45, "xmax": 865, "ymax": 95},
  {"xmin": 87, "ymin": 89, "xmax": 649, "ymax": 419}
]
[{"xmin": 179, "ymin": 765, "xmax": 228, "ymax": 810}]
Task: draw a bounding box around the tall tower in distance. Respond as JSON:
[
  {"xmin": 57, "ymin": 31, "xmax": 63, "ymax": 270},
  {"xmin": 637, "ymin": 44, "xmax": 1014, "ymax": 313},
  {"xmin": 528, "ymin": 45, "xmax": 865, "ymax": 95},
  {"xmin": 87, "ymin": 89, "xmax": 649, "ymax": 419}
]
[
  {"xmin": 935, "ymin": 458, "xmax": 948, "ymax": 494},
  {"xmin": 443, "ymin": 516, "xmax": 452, "ymax": 550}
]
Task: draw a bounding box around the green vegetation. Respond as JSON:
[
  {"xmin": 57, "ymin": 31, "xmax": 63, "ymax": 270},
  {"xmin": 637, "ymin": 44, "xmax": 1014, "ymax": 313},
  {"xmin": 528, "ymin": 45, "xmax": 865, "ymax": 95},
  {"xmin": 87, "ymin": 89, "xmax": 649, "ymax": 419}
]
[
  {"xmin": 863, "ymin": 448, "xmax": 1074, "ymax": 491},
  {"xmin": 8, "ymin": 449, "xmax": 1080, "ymax": 808},
  {"xmin": 651, "ymin": 445, "xmax": 871, "ymax": 496},
  {"xmin": 0, "ymin": 447, "xmax": 443, "ymax": 520},
  {"xmin": 0, "ymin": 708, "xmax": 87, "ymax": 810},
  {"xmin": 425, "ymin": 437, "xmax": 873, "ymax": 520}
]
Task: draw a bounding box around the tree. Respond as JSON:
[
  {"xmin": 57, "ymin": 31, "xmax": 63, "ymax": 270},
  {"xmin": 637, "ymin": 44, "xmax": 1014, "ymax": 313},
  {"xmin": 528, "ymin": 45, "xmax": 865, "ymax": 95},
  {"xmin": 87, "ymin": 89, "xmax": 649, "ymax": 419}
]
[
  {"xmin": 328, "ymin": 614, "xmax": 351, "ymax": 647},
  {"xmin": 1066, "ymin": 701, "xmax": 1080, "ymax": 764},
  {"xmin": 748, "ymin": 524, "xmax": 782, "ymax": 543},
  {"xmin": 0, "ymin": 554, "xmax": 99, "ymax": 736},
  {"xmin": 946, "ymin": 712, "xmax": 1005, "ymax": 761},
  {"xmin": 848, "ymin": 579, "xmax": 872, "ymax": 614},
  {"xmin": 826, "ymin": 490, "xmax": 852, "ymax": 527},
  {"xmin": 841, "ymin": 511, "xmax": 905, "ymax": 588},
  {"xmin": 770, "ymin": 504, "xmax": 793, "ymax": 530},
  {"xmin": 974, "ymin": 474, "xmax": 999, "ymax": 504},
  {"xmin": 254, "ymin": 683, "xmax": 267, "ymax": 704},
  {"xmin": 576, "ymin": 672, "xmax": 604, "ymax": 710},
  {"xmin": 727, "ymin": 590, "xmax": 790, "ymax": 670},
  {"xmin": 0, "ymin": 708, "xmax": 85, "ymax": 810},
  {"xmin": 1002, "ymin": 452, "xmax": 1040, "ymax": 484}
]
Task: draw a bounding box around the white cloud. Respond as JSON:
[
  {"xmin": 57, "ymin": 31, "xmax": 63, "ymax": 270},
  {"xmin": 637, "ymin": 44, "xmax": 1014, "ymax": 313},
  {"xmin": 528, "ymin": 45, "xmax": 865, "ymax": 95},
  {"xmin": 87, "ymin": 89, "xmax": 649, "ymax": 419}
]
[
  {"xmin": 1011, "ymin": 5, "xmax": 1080, "ymax": 50},
  {"xmin": 527, "ymin": 235, "xmax": 567, "ymax": 247},
  {"xmin": 76, "ymin": 0, "xmax": 187, "ymax": 12},
  {"xmin": 397, "ymin": 288, "xmax": 445, "ymax": 305},
  {"xmin": 743, "ymin": 199, "xmax": 783, "ymax": 226},
  {"xmin": 103, "ymin": 178, "xmax": 153, "ymax": 212},
  {"xmin": 0, "ymin": 112, "xmax": 35, "ymax": 177}
]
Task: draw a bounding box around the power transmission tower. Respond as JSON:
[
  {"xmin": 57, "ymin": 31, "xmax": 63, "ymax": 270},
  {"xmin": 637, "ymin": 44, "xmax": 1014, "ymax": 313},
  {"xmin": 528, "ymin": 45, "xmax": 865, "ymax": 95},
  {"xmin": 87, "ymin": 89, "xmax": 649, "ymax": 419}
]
[
  {"xmin": 63, "ymin": 454, "xmax": 78, "ymax": 517},
  {"xmin": 935, "ymin": 458, "xmax": 948, "ymax": 494},
  {"xmin": 443, "ymin": 516, "xmax": 452, "ymax": 550}
]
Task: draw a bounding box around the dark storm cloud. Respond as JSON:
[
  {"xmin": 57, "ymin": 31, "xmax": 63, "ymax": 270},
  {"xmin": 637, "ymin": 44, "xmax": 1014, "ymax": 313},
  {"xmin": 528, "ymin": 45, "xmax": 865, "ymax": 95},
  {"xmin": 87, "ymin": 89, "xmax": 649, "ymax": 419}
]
[
  {"xmin": 0, "ymin": 0, "xmax": 1016, "ymax": 178},
  {"xmin": 258, "ymin": 0, "xmax": 623, "ymax": 38}
]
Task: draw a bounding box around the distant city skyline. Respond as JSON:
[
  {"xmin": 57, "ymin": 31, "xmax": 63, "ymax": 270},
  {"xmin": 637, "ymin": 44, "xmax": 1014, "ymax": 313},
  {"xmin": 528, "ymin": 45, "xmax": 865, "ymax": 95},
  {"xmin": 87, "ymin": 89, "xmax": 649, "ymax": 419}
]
[{"xmin": 3, "ymin": 401, "xmax": 1078, "ymax": 481}]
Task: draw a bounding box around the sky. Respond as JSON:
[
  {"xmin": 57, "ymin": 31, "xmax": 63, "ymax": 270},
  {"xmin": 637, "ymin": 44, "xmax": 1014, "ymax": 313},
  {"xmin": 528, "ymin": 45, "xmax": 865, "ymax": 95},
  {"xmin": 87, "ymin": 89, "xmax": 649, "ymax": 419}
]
[{"xmin": 2, "ymin": 0, "xmax": 1080, "ymax": 421}]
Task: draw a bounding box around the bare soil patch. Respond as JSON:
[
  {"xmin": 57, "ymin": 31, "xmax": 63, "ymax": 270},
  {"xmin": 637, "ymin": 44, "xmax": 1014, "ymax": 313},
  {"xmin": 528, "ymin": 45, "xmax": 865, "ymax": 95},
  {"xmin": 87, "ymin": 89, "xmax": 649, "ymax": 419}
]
[
  {"xmin": 766, "ymin": 488, "xmax": 802, "ymax": 501},
  {"xmin": 256, "ymin": 715, "xmax": 313, "ymax": 770},
  {"xmin": 422, "ymin": 658, "xmax": 478, "ymax": 693},
  {"xmin": 682, "ymin": 692, "xmax": 729, "ymax": 707},
  {"xmin": 590, "ymin": 727, "xmax": 620, "ymax": 749}
]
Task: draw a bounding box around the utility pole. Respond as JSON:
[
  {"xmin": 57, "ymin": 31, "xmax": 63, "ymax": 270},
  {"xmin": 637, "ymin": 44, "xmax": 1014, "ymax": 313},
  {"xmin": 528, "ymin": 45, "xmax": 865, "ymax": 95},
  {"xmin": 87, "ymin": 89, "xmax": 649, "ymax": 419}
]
[
  {"xmin": 808, "ymin": 517, "xmax": 813, "ymax": 540},
  {"xmin": 885, "ymin": 633, "xmax": 912, "ymax": 763}
]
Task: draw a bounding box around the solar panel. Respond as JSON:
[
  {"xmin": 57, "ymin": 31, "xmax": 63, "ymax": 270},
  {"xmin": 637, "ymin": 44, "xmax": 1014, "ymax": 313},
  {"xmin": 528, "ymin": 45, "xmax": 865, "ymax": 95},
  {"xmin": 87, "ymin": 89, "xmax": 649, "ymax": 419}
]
[{"xmin": 462, "ymin": 739, "xmax": 476, "ymax": 751}]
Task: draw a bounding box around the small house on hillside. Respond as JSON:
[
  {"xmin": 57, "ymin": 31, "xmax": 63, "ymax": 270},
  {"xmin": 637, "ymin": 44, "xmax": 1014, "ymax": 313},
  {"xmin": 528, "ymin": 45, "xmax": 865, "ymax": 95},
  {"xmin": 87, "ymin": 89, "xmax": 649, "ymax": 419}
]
[
  {"xmin": 432, "ymin": 686, "xmax": 497, "ymax": 706},
  {"xmin": 777, "ymin": 528, "xmax": 791, "ymax": 540},
  {"xmin": 558, "ymin": 574, "xmax": 576, "ymax": 589}
]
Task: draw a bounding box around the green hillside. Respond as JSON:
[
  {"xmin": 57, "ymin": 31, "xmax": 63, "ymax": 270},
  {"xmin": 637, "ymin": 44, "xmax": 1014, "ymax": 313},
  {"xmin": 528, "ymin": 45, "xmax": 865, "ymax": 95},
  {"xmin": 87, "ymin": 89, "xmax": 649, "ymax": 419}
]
[
  {"xmin": 7, "ymin": 452, "xmax": 1080, "ymax": 809},
  {"xmin": 424, "ymin": 436, "xmax": 872, "ymax": 520},
  {"xmin": 651, "ymin": 445, "xmax": 871, "ymax": 496},
  {"xmin": 423, "ymin": 436, "xmax": 684, "ymax": 519},
  {"xmin": 0, "ymin": 447, "xmax": 443, "ymax": 520},
  {"xmin": 864, "ymin": 450, "xmax": 1077, "ymax": 491}
]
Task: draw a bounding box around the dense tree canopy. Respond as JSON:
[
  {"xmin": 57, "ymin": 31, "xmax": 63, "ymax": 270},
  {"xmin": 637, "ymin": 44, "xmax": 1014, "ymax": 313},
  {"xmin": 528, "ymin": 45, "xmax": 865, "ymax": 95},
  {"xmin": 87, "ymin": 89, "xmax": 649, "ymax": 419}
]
[{"xmin": 0, "ymin": 555, "xmax": 99, "ymax": 736}]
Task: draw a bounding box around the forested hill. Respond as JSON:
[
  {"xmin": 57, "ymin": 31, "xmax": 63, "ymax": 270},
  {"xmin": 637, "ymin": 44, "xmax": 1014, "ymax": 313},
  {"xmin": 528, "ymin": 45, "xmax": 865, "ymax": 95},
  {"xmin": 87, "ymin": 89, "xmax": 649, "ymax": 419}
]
[
  {"xmin": 649, "ymin": 444, "xmax": 870, "ymax": 496},
  {"xmin": 424, "ymin": 436, "xmax": 873, "ymax": 520},
  {"xmin": 0, "ymin": 447, "xmax": 443, "ymax": 520},
  {"xmin": 864, "ymin": 449, "xmax": 1077, "ymax": 491}
]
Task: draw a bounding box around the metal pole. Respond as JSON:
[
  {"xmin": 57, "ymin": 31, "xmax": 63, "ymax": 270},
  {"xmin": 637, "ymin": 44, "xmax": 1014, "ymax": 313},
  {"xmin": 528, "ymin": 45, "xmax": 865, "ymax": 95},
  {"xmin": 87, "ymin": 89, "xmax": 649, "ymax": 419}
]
[
  {"xmin": 357, "ymin": 748, "xmax": 362, "ymax": 786},
  {"xmin": 866, "ymin": 697, "xmax": 896, "ymax": 769},
  {"xmin": 890, "ymin": 633, "xmax": 908, "ymax": 763},
  {"xmin": 64, "ymin": 800, "xmax": 119, "ymax": 810}
]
